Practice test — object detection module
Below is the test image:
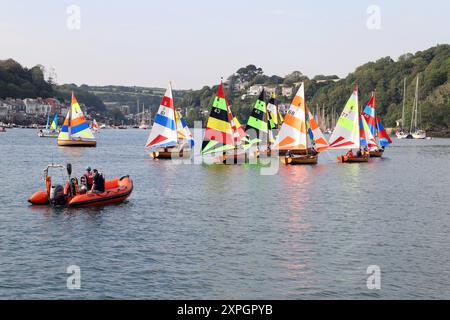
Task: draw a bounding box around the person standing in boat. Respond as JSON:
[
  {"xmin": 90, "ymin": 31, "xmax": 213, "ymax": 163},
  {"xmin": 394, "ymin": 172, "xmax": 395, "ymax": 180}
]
[
  {"xmin": 83, "ymin": 167, "xmax": 94, "ymax": 190},
  {"xmin": 91, "ymin": 169, "xmax": 105, "ymax": 194}
]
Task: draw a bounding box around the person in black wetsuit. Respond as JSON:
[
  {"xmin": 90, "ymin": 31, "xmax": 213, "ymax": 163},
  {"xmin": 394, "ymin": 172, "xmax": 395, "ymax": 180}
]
[{"xmin": 91, "ymin": 169, "xmax": 105, "ymax": 194}]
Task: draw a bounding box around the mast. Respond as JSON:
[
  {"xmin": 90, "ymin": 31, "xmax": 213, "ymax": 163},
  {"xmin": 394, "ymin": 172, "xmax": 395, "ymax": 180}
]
[
  {"xmin": 402, "ymin": 77, "xmax": 406, "ymax": 130},
  {"xmin": 137, "ymin": 98, "xmax": 140, "ymax": 126},
  {"xmin": 355, "ymin": 85, "xmax": 360, "ymax": 150},
  {"xmin": 46, "ymin": 112, "xmax": 50, "ymax": 130},
  {"xmin": 410, "ymin": 97, "xmax": 415, "ymax": 133},
  {"xmin": 322, "ymin": 104, "xmax": 326, "ymax": 132},
  {"xmin": 143, "ymin": 103, "xmax": 145, "ymax": 124},
  {"xmin": 266, "ymin": 103, "xmax": 270, "ymax": 149},
  {"xmin": 330, "ymin": 106, "xmax": 334, "ymax": 129},
  {"xmin": 68, "ymin": 92, "xmax": 73, "ymax": 139},
  {"xmin": 170, "ymin": 82, "xmax": 179, "ymax": 143},
  {"xmin": 305, "ymin": 101, "xmax": 309, "ymax": 155},
  {"xmin": 416, "ymin": 76, "xmax": 420, "ymax": 130}
]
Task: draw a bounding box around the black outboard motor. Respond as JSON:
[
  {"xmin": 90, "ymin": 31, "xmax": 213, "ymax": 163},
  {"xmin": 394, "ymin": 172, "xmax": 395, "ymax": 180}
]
[{"xmin": 49, "ymin": 184, "xmax": 65, "ymax": 206}]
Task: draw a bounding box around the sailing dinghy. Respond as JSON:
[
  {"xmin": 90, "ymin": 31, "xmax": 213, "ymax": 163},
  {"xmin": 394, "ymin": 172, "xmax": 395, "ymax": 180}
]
[
  {"xmin": 264, "ymin": 93, "xmax": 284, "ymax": 155},
  {"xmin": 57, "ymin": 93, "xmax": 96, "ymax": 147},
  {"xmin": 201, "ymin": 81, "xmax": 247, "ymax": 164},
  {"xmin": 271, "ymin": 84, "xmax": 314, "ymax": 156},
  {"xmin": 328, "ymin": 86, "xmax": 369, "ymax": 163},
  {"xmin": 361, "ymin": 92, "xmax": 392, "ymax": 157},
  {"xmin": 243, "ymin": 90, "xmax": 271, "ymax": 157},
  {"xmin": 273, "ymin": 82, "xmax": 328, "ymax": 165},
  {"xmin": 145, "ymin": 83, "xmax": 193, "ymax": 159},
  {"xmin": 38, "ymin": 112, "xmax": 59, "ymax": 138}
]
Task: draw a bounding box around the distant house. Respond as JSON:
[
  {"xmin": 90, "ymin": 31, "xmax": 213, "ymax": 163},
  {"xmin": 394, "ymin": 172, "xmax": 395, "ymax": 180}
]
[
  {"xmin": 4, "ymin": 98, "xmax": 25, "ymax": 112},
  {"xmin": 0, "ymin": 107, "xmax": 7, "ymax": 118},
  {"xmin": 281, "ymin": 86, "xmax": 294, "ymax": 97},
  {"xmin": 248, "ymin": 84, "xmax": 264, "ymax": 96},
  {"xmin": 119, "ymin": 105, "xmax": 130, "ymax": 115},
  {"xmin": 43, "ymin": 98, "xmax": 65, "ymax": 114},
  {"xmin": 60, "ymin": 107, "xmax": 69, "ymax": 116},
  {"xmin": 278, "ymin": 104, "xmax": 289, "ymax": 115},
  {"xmin": 238, "ymin": 81, "xmax": 249, "ymax": 91},
  {"xmin": 263, "ymin": 85, "xmax": 277, "ymax": 96},
  {"xmin": 23, "ymin": 98, "xmax": 52, "ymax": 115},
  {"xmin": 0, "ymin": 100, "xmax": 8, "ymax": 118},
  {"xmin": 0, "ymin": 99, "xmax": 24, "ymax": 118}
]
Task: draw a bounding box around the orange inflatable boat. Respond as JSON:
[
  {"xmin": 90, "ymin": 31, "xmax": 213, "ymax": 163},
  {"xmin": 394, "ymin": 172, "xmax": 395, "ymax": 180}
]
[{"xmin": 28, "ymin": 164, "xmax": 133, "ymax": 208}]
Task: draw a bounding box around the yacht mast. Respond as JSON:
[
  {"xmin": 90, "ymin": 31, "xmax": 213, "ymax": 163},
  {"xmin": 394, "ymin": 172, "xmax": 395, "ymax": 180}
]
[
  {"xmin": 416, "ymin": 76, "xmax": 420, "ymax": 130},
  {"xmin": 402, "ymin": 78, "xmax": 406, "ymax": 130}
]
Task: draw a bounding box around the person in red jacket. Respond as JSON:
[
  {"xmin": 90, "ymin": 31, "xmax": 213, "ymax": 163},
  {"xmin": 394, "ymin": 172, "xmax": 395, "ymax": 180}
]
[{"xmin": 83, "ymin": 167, "xmax": 94, "ymax": 189}]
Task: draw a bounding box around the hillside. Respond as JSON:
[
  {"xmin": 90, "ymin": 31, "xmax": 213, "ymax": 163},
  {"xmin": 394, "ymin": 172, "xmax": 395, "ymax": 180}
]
[
  {"xmin": 0, "ymin": 59, "xmax": 108, "ymax": 117},
  {"xmin": 177, "ymin": 44, "xmax": 450, "ymax": 131},
  {"xmin": 0, "ymin": 59, "xmax": 53, "ymax": 99}
]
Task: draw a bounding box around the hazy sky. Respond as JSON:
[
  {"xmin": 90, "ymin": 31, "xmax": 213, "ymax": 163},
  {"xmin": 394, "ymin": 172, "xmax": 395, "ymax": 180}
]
[{"xmin": 1, "ymin": 0, "xmax": 449, "ymax": 89}]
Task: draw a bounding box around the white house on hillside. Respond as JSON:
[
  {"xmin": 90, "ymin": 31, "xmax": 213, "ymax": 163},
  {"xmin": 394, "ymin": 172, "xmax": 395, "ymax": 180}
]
[{"xmin": 23, "ymin": 98, "xmax": 52, "ymax": 115}]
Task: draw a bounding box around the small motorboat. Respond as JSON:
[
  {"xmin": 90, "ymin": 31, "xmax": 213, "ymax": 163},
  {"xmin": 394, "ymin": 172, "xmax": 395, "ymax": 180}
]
[
  {"xmin": 28, "ymin": 163, "xmax": 133, "ymax": 208},
  {"xmin": 0, "ymin": 127, "xmax": 5, "ymax": 133}
]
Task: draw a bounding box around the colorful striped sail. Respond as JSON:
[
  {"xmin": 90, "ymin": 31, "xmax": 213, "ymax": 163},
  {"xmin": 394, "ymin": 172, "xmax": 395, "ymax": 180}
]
[
  {"xmin": 306, "ymin": 107, "xmax": 329, "ymax": 152},
  {"xmin": 45, "ymin": 113, "xmax": 51, "ymax": 129},
  {"xmin": 272, "ymin": 82, "xmax": 307, "ymax": 151},
  {"xmin": 201, "ymin": 82, "xmax": 235, "ymax": 155},
  {"xmin": 360, "ymin": 115, "xmax": 377, "ymax": 149},
  {"xmin": 267, "ymin": 93, "xmax": 281, "ymax": 130},
  {"xmin": 376, "ymin": 115, "xmax": 392, "ymax": 147},
  {"xmin": 233, "ymin": 116, "xmax": 248, "ymax": 142},
  {"xmin": 176, "ymin": 110, "xmax": 194, "ymax": 148},
  {"xmin": 361, "ymin": 94, "xmax": 377, "ymax": 136},
  {"xmin": 58, "ymin": 93, "xmax": 95, "ymax": 141},
  {"xmin": 92, "ymin": 119, "xmax": 99, "ymax": 132},
  {"xmin": 245, "ymin": 90, "xmax": 268, "ymax": 142},
  {"xmin": 145, "ymin": 84, "xmax": 178, "ymax": 151},
  {"xmin": 266, "ymin": 94, "xmax": 280, "ymax": 144},
  {"xmin": 50, "ymin": 113, "xmax": 58, "ymax": 130},
  {"xmin": 362, "ymin": 93, "xmax": 392, "ymax": 147},
  {"xmin": 328, "ymin": 88, "xmax": 360, "ymax": 149}
]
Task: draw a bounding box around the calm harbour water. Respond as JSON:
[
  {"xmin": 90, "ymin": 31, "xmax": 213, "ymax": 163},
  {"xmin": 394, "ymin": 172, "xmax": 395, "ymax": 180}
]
[{"xmin": 1, "ymin": 128, "xmax": 450, "ymax": 299}]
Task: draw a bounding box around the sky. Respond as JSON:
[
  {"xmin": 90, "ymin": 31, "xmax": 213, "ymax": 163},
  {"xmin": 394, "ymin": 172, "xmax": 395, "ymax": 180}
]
[{"xmin": 0, "ymin": 0, "xmax": 449, "ymax": 90}]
